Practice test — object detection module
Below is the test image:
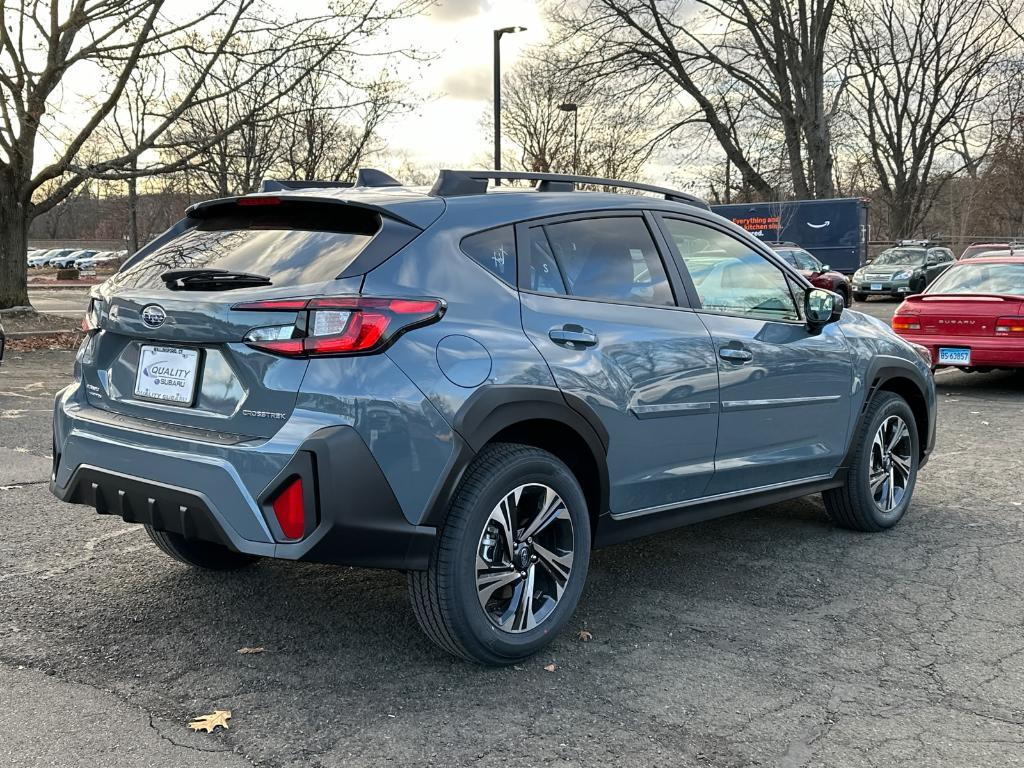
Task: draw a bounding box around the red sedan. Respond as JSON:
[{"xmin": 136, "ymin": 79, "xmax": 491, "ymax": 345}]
[{"xmin": 892, "ymin": 255, "xmax": 1024, "ymax": 371}]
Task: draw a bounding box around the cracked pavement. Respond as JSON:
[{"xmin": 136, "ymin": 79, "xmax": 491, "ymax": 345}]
[{"xmin": 1, "ymin": 300, "xmax": 1023, "ymax": 767}]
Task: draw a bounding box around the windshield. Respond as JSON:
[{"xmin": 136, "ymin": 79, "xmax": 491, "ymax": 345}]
[
  {"xmin": 927, "ymin": 262, "xmax": 1024, "ymax": 295},
  {"xmin": 873, "ymin": 248, "xmax": 924, "ymax": 266}
]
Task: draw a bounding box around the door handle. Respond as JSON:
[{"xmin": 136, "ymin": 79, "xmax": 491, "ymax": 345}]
[
  {"xmin": 719, "ymin": 346, "xmax": 753, "ymax": 363},
  {"xmin": 549, "ymin": 325, "xmax": 598, "ymax": 347}
]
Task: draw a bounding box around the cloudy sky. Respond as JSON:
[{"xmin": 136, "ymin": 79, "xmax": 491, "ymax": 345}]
[{"xmin": 381, "ymin": 0, "xmax": 548, "ymax": 169}]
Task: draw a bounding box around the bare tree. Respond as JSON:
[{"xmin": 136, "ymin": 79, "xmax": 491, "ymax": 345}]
[
  {"xmin": 495, "ymin": 49, "xmax": 685, "ymax": 181},
  {"xmin": 551, "ymin": 0, "xmax": 845, "ymax": 199},
  {"xmin": 841, "ymin": 0, "xmax": 1015, "ymax": 238},
  {"xmin": 277, "ymin": 73, "xmax": 407, "ymax": 182},
  {"xmin": 0, "ymin": 0, "xmax": 428, "ymax": 310}
]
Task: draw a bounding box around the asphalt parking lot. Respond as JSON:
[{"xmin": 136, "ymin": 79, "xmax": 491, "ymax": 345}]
[{"xmin": 2, "ymin": 299, "xmax": 1023, "ymax": 767}]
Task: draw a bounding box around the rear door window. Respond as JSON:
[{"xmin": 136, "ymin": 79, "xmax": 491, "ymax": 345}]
[
  {"xmin": 107, "ymin": 203, "xmax": 380, "ymax": 291},
  {"xmin": 535, "ymin": 217, "xmax": 675, "ymax": 306}
]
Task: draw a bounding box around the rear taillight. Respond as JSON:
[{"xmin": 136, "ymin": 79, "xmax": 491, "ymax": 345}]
[
  {"xmin": 271, "ymin": 476, "xmax": 305, "ymax": 539},
  {"xmin": 892, "ymin": 315, "xmax": 920, "ymax": 331},
  {"xmin": 81, "ymin": 298, "xmax": 101, "ymax": 332},
  {"xmin": 234, "ymin": 296, "xmax": 445, "ymax": 357},
  {"xmin": 994, "ymin": 316, "xmax": 1024, "ymax": 336}
]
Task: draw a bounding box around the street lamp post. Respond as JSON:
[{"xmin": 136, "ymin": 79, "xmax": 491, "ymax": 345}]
[
  {"xmin": 493, "ymin": 25, "xmax": 526, "ymax": 184},
  {"xmin": 558, "ymin": 102, "xmax": 578, "ymax": 175}
]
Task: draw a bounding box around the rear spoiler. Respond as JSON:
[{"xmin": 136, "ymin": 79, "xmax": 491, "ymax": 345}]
[
  {"xmin": 913, "ymin": 293, "xmax": 1024, "ymax": 302},
  {"xmin": 185, "ymin": 194, "xmax": 426, "ymax": 230}
]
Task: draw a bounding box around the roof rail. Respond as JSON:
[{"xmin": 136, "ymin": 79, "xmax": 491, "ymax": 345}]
[
  {"xmin": 428, "ymin": 169, "xmax": 710, "ymax": 210},
  {"xmin": 259, "ymin": 168, "xmax": 402, "ymax": 193}
]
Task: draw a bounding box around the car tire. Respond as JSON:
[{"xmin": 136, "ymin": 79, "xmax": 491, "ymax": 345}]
[
  {"xmin": 836, "ymin": 287, "xmax": 851, "ymax": 307},
  {"xmin": 145, "ymin": 526, "xmax": 258, "ymax": 570},
  {"xmin": 852, "ymin": 292, "xmax": 867, "ymax": 303},
  {"xmin": 823, "ymin": 392, "xmax": 919, "ymax": 532},
  {"xmin": 408, "ymin": 442, "xmax": 591, "ymax": 665}
]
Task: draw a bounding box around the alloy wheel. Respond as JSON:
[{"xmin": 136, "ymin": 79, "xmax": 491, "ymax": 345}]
[
  {"xmin": 475, "ymin": 483, "xmax": 575, "ymax": 633},
  {"xmin": 869, "ymin": 415, "xmax": 913, "ymax": 512}
]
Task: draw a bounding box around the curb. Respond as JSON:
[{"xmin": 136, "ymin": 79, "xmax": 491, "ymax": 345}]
[
  {"xmin": 28, "ymin": 282, "xmax": 100, "ymax": 290},
  {"xmin": 7, "ymin": 330, "xmax": 83, "ymax": 340}
]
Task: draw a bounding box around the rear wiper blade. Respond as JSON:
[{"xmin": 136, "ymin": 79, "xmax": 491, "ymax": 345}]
[{"xmin": 161, "ymin": 268, "xmax": 272, "ymax": 291}]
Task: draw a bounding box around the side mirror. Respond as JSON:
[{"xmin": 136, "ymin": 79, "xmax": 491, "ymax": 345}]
[
  {"xmin": 806, "ymin": 288, "xmax": 843, "ymax": 331},
  {"xmin": 821, "ymin": 264, "xmax": 831, "ymax": 272},
  {"xmin": 925, "ymin": 255, "xmax": 939, "ymax": 266}
]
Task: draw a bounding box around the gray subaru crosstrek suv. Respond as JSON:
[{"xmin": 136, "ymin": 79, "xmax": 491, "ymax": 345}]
[{"xmin": 52, "ymin": 169, "xmax": 936, "ymax": 664}]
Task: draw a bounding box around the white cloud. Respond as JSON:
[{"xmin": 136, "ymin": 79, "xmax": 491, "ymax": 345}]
[
  {"xmin": 430, "ymin": 0, "xmax": 490, "ymax": 22},
  {"xmin": 439, "ymin": 66, "xmax": 492, "ymax": 101}
]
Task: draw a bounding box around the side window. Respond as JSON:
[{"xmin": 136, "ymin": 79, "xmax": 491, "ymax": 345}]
[
  {"xmin": 776, "ymin": 249, "xmax": 799, "ymax": 268},
  {"xmin": 795, "ymin": 250, "xmax": 821, "ymax": 271},
  {"xmin": 526, "ymin": 228, "xmax": 567, "ymax": 295},
  {"xmin": 539, "ymin": 217, "xmax": 675, "ymax": 306},
  {"xmin": 662, "ymin": 218, "xmax": 800, "ymax": 321},
  {"xmin": 461, "ymin": 226, "xmax": 516, "ymax": 284}
]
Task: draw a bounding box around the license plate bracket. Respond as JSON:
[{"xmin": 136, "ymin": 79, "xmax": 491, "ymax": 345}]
[
  {"xmin": 134, "ymin": 345, "xmax": 201, "ymax": 406},
  {"xmin": 937, "ymin": 347, "xmax": 971, "ymax": 366}
]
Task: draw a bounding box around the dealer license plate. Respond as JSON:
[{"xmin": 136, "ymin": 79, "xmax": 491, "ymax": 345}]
[
  {"xmin": 937, "ymin": 347, "xmax": 971, "ymax": 366},
  {"xmin": 134, "ymin": 345, "xmax": 200, "ymax": 405}
]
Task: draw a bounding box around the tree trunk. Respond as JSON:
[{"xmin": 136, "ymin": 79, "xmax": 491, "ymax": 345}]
[
  {"xmin": 127, "ymin": 173, "xmax": 140, "ymax": 253},
  {"xmin": 0, "ymin": 175, "xmax": 31, "ymax": 310}
]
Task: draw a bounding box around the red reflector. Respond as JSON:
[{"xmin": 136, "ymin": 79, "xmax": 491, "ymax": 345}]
[
  {"xmin": 237, "ymin": 196, "xmax": 281, "ymax": 206},
  {"xmin": 272, "ymin": 477, "xmax": 305, "ymax": 539}
]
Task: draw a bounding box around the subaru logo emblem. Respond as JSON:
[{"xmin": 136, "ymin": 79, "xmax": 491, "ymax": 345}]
[{"xmin": 141, "ymin": 304, "xmax": 166, "ymax": 328}]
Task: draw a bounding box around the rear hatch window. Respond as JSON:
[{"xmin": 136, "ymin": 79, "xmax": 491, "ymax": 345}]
[{"xmin": 108, "ymin": 202, "xmax": 380, "ymax": 292}]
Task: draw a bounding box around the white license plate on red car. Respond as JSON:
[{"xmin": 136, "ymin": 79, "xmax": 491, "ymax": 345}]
[
  {"xmin": 134, "ymin": 345, "xmax": 200, "ymax": 405},
  {"xmin": 938, "ymin": 347, "xmax": 971, "ymax": 366}
]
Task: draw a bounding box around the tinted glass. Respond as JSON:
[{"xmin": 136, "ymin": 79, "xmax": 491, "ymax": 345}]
[
  {"xmin": 526, "ymin": 230, "xmax": 568, "ymax": 295},
  {"xmin": 541, "ymin": 217, "xmax": 674, "ymax": 306},
  {"xmin": 461, "ymin": 226, "xmax": 516, "ymax": 284},
  {"xmin": 927, "ymin": 263, "xmax": 1024, "ymax": 295},
  {"xmin": 663, "ymin": 218, "xmax": 800, "ymax": 321}
]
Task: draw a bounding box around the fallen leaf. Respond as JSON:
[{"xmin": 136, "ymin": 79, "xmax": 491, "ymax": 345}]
[
  {"xmin": 237, "ymin": 646, "xmax": 264, "ymax": 655},
  {"xmin": 577, "ymin": 629, "xmax": 593, "ymax": 642},
  {"xmin": 543, "ymin": 663, "xmax": 557, "ymax": 672},
  {"xmin": 188, "ymin": 710, "xmax": 232, "ymax": 733}
]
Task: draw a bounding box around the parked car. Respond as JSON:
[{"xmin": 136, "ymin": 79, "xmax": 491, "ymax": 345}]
[
  {"xmin": 28, "ymin": 248, "xmax": 73, "ymax": 267},
  {"xmin": 51, "ymin": 169, "xmax": 936, "ymax": 664},
  {"xmin": 74, "ymin": 251, "xmax": 109, "ymax": 269},
  {"xmin": 852, "ymin": 243, "xmax": 955, "ymax": 300},
  {"xmin": 959, "ymin": 243, "xmax": 1021, "ymax": 260},
  {"xmin": 79, "ymin": 253, "xmax": 123, "ymax": 270},
  {"xmin": 892, "ymin": 254, "xmax": 1024, "ymax": 371},
  {"xmin": 767, "ymin": 241, "xmax": 852, "ymax": 305},
  {"xmin": 51, "ymin": 249, "xmax": 97, "ymax": 269}
]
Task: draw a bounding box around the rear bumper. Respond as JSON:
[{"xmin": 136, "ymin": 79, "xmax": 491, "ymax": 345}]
[
  {"xmin": 896, "ymin": 333, "xmax": 1024, "ymax": 368},
  {"xmin": 51, "ymin": 401, "xmax": 437, "ymax": 570}
]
